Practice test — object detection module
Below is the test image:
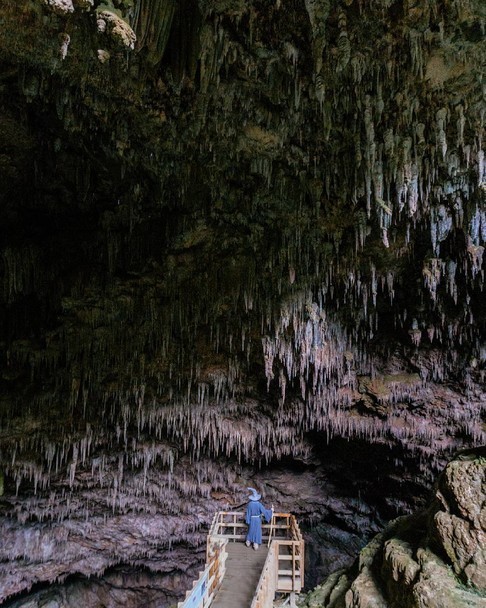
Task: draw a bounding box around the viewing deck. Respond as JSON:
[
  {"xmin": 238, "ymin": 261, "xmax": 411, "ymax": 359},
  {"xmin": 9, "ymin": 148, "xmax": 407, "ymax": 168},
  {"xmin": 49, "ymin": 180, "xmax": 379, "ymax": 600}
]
[{"xmin": 178, "ymin": 511, "xmax": 304, "ymax": 608}]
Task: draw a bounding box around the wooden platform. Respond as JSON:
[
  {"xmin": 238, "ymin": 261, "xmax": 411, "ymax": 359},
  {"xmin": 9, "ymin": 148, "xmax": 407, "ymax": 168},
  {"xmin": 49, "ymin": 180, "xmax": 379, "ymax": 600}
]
[
  {"xmin": 178, "ymin": 512, "xmax": 304, "ymax": 608},
  {"xmin": 211, "ymin": 542, "xmax": 269, "ymax": 608}
]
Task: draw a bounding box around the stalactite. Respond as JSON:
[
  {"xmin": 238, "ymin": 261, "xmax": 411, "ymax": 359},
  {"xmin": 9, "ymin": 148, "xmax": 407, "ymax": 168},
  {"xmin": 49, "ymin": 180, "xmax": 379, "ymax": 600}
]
[
  {"xmin": 0, "ymin": 6, "xmax": 484, "ymax": 600},
  {"xmin": 304, "ymin": 0, "xmax": 330, "ymax": 74}
]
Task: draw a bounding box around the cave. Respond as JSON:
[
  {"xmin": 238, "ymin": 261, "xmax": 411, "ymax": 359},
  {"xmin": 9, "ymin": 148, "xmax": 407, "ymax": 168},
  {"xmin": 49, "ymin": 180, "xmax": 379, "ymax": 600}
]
[{"xmin": 0, "ymin": 1, "xmax": 485, "ymax": 607}]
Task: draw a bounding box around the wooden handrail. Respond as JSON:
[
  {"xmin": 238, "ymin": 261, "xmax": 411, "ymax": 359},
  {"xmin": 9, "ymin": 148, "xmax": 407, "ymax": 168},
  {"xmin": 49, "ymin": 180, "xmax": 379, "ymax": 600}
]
[
  {"xmin": 209, "ymin": 512, "xmax": 302, "ymax": 539},
  {"xmin": 181, "ymin": 511, "xmax": 304, "ymax": 607},
  {"xmin": 251, "ymin": 541, "xmax": 278, "ymax": 608},
  {"xmin": 178, "ymin": 539, "xmax": 227, "ymax": 608},
  {"xmin": 208, "ymin": 511, "xmax": 304, "ymax": 605}
]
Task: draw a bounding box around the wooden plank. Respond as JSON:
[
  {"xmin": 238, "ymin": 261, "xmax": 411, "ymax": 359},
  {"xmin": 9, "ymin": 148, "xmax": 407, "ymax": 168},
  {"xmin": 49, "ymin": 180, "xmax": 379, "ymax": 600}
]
[{"xmin": 211, "ymin": 542, "xmax": 269, "ymax": 608}]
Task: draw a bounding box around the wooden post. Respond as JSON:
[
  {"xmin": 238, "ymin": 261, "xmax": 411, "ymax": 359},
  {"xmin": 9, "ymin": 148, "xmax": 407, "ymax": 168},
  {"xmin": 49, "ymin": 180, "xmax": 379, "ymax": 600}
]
[
  {"xmin": 267, "ymin": 511, "xmax": 275, "ymax": 547},
  {"xmin": 292, "ymin": 542, "xmax": 296, "ymax": 591}
]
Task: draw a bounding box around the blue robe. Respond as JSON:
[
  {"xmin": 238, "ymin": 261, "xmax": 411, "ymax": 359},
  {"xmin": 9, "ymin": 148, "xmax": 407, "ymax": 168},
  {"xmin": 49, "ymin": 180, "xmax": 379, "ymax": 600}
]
[{"xmin": 245, "ymin": 501, "xmax": 273, "ymax": 545}]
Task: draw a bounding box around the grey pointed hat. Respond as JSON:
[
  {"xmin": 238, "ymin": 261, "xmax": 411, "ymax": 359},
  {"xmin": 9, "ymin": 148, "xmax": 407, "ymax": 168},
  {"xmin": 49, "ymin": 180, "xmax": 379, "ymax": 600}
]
[{"xmin": 247, "ymin": 487, "xmax": 261, "ymax": 501}]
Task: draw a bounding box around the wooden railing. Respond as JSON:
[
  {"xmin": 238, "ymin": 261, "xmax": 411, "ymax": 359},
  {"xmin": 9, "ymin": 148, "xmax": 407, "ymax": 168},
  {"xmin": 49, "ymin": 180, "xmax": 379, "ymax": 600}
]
[
  {"xmin": 180, "ymin": 511, "xmax": 304, "ymax": 607},
  {"xmin": 250, "ymin": 541, "xmax": 278, "ymax": 608},
  {"xmin": 251, "ymin": 533, "xmax": 304, "ymax": 606},
  {"xmin": 177, "ymin": 538, "xmax": 227, "ymax": 608},
  {"xmin": 209, "ymin": 511, "xmax": 304, "ymax": 605}
]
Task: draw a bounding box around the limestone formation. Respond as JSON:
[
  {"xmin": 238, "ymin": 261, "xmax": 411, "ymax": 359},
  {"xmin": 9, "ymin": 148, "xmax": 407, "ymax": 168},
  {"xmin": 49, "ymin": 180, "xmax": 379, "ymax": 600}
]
[
  {"xmin": 299, "ymin": 449, "xmax": 486, "ymax": 608},
  {"xmin": 44, "ymin": 0, "xmax": 75, "ymax": 15},
  {"xmin": 0, "ymin": 0, "xmax": 484, "ymax": 605},
  {"xmin": 96, "ymin": 10, "xmax": 136, "ymax": 50}
]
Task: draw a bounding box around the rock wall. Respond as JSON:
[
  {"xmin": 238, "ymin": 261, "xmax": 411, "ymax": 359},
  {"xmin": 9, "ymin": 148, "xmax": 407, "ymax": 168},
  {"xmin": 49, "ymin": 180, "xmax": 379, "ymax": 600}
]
[{"xmin": 300, "ymin": 447, "xmax": 486, "ymax": 608}]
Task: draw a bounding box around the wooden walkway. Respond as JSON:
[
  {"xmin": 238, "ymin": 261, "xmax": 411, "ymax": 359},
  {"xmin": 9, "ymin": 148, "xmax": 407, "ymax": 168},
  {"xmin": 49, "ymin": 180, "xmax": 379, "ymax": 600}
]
[
  {"xmin": 178, "ymin": 512, "xmax": 303, "ymax": 608},
  {"xmin": 211, "ymin": 543, "xmax": 269, "ymax": 608}
]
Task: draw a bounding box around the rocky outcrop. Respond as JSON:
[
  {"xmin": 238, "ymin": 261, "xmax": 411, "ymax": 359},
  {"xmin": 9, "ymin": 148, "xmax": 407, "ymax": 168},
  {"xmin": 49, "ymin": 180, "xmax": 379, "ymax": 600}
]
[{"xmin": 300, "ymin": 448, "xmax": 486, "ymax": 608}]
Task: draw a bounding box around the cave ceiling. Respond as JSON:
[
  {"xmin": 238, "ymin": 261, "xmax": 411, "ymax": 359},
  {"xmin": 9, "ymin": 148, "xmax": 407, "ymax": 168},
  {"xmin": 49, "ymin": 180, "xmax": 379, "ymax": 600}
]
[{"xmin": 0, "ymin": 0, "xmax": 485, "ymax": 604}]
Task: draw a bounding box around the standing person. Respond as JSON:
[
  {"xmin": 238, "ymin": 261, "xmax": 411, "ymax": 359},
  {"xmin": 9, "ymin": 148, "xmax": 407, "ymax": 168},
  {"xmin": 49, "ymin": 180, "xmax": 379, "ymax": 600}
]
[{"xmin": 245, "ymin": 487, "xmax": 273, "ymax": 550}]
